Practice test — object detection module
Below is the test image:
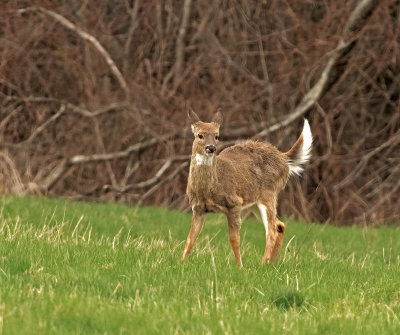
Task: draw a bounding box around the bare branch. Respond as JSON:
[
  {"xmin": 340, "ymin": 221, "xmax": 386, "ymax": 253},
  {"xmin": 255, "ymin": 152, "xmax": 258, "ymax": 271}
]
[
  {"xmin": 4, "ymin": 96, "xmax": 129, "ymax": 118},
  {"xmin": 0, "ymin": 104, "xmax": 66, "ymax": 148},
  {"xmin": 40, "ymin": 160, "xmax": 69, "ymax": 192},
  {"xmin": 25, "ymin": 104, "xmax": 66, "ymax": 144},
  {"xmin": 257, "ymin": 32, "xmax": 274, "ymax": 115},
  {"xmin": 252, "ymin": 0, "xmax": 382, "ymax": 139},
  {"xmin": 18, "ymin": 6, "xmax": 130, "ymax": 99},
  {"xmin": 334, "ymin": 129, "xmax": 400, "ymax": 190},
  {"xmin": 123, "ymin": 0, "xmax": 141, "ymax": 74},
  {"xmin": 0, "ymin": 99, "xmax": 131, "ymax": 149},
  {"xmin": 107, "ymin": 156, "xmax": 190, "ymax": 195},
  {"xmin": 107, "ymin": 159, "xmax": 174, "ymax": 194},
  {"xmin": 211, "ymin": 34, "xmax": 267, "ymax": 87},
  {"xmin": 131, "ymin": 159, "xmax": 172, "ymax": 189},
  {"xmin": 40, "ymin": 134, "xmax": 175, "ymax": 192},
  {"xmin": 0, "ymin": 151, "xmax": 24, "ymax": 194},
  {"xmin": 93, "ymin": 118, "xmax": 117, "ymax": 187},
  {"xmin": 138, "ymin": 161, "xmax": 189, "ymax": 205},
  {"xmin": 344, "ymin": 0, "xmax": 380, "ymax": 34},
  {"xmin": 122, "ymin": 158, "xmax": 140, "ymax": 186},
  {"xmin": 175, "ymin": 0, "xmax": 192, "ymax": 78},
  {"xmin": 161, "ymin": 0, "xmax": 192, "ymax": 93}
]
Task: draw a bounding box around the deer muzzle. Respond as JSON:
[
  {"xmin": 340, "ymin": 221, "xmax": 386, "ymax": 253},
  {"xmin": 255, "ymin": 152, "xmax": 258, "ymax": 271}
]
[{"xmin": 205, "ymin": 145, "xmax": 216, "ymax": 154}]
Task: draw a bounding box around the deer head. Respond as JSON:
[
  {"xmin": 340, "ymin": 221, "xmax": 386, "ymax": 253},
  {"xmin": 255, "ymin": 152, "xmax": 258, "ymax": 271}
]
[{"xmin": 188, "ymin": 109, "xmax": 223, "ymax": 162}]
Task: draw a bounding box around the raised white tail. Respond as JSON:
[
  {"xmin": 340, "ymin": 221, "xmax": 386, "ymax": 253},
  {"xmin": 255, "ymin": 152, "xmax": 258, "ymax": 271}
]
[{"xmin": 286, "ymin": 119, "xmax": 313, "ymax": 177}]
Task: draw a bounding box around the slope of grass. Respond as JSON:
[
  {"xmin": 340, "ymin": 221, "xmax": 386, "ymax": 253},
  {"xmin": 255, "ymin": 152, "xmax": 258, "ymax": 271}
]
[{"xmin": 0, "ymin": 196, "xmax": 399, "ymax": 334}]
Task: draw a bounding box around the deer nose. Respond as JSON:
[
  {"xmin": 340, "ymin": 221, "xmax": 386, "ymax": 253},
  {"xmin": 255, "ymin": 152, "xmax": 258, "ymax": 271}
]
[{"xmin": 205, "ymin": 145, "xmax": 216, "ymax": 154}]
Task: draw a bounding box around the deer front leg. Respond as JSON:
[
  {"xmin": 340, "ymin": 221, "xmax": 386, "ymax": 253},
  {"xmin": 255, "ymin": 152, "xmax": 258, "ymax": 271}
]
[
  {"xmin": 227, "ymin": 209, "xmax": 243, "ymax": 267},
  {"xmin": 182, "ymin": 209, "xmax": 205, "ymax": 260}
]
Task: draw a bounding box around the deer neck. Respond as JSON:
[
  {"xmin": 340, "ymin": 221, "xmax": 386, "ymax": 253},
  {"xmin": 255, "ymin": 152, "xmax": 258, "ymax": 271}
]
[{"xmin": 189, "ymin": 151, "xmax": 217, "ymax": 195}]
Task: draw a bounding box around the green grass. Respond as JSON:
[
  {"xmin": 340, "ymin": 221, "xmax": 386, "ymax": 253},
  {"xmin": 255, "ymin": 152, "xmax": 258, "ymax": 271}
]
[{"xmin": 0, "ymin": 196, "xmax": 399, "ymax": 334}]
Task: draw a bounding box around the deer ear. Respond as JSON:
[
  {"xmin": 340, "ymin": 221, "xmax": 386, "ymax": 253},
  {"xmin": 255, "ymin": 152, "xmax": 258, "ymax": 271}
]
[
  {"xmin": 188, "ymin": 108, "xmax": 200, "ymax": 125},
  {"xmin": 212, "ymin": 109, "xmax": 223, "ymax": 126}
]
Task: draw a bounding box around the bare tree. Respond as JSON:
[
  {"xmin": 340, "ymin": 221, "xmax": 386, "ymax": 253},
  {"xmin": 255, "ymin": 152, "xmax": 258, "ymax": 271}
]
[{"xmin": 0, "ymin": 0, "xmax": 398, "ymax": 224}]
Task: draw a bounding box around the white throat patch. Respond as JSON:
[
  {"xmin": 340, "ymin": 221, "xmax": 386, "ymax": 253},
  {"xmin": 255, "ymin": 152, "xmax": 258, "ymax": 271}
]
[{"xmin": 195, "ymin": 153, "xmax": 214, "ymax": 166}]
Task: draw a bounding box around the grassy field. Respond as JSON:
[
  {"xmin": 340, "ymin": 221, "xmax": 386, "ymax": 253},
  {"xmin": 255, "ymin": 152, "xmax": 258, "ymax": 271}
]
[{"xmin": 0, "ymin": 196, "xmax": 399, "ymax": 334}]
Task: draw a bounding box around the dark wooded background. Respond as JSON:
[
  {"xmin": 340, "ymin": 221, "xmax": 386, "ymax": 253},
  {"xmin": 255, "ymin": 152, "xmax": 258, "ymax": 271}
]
[{"xmin": 1, "ymin": 0, "xmax": 399, "ymax": 224}]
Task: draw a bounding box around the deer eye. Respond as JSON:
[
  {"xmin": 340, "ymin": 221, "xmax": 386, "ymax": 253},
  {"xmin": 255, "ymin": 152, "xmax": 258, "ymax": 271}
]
[
  {"xmin": 215, "ymin": 135, "xmax": 219, "ymax": 140},
  {"xmin": 198, "ymin": 134, "xmax": 204, "ymax": 139}
]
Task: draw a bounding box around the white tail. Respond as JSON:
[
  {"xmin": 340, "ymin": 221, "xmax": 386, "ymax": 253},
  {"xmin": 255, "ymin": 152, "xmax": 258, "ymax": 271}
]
[{"xmin": 287, "ymin": 119, "xmax": 313, "ymax": 177}]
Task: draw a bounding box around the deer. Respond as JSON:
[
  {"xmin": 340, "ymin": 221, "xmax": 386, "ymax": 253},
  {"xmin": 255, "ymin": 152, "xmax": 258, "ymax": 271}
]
[{"xmin": 182, "ymin": 109, "xmax": 312, "ymax": 267}]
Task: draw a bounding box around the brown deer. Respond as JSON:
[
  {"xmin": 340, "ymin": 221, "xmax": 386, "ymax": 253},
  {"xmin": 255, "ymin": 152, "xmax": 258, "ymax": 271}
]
[{"xmin": 182, "ymin": 110, "xmax": 312, "ymax": 267}]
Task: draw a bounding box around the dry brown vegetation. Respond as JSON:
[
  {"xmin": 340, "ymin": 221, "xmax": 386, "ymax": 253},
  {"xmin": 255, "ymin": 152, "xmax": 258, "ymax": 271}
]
[{"xmin": 0, "ymin": 0, "xmax": 399, "ymax": 224}]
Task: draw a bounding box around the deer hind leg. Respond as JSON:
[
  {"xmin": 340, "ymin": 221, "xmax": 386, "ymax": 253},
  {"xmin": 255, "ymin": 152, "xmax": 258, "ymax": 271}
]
[
  {"xmin": 256, "ymin": 203, "xmax": 285, "ymax": 264},
  {"xmin": 256, "ymin": 203, "xmax": 275, "ymax": 264},
  {"xmin": 182, "ymin": 210, "xmax": 205, "ymax": 260},
  {"xmin": 271, "ymin": 219, "xmax": 286, "ymax": 262},
  {"xmin": 227, "ymin": 209, "xmax": 243, "ymax": 267}
]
